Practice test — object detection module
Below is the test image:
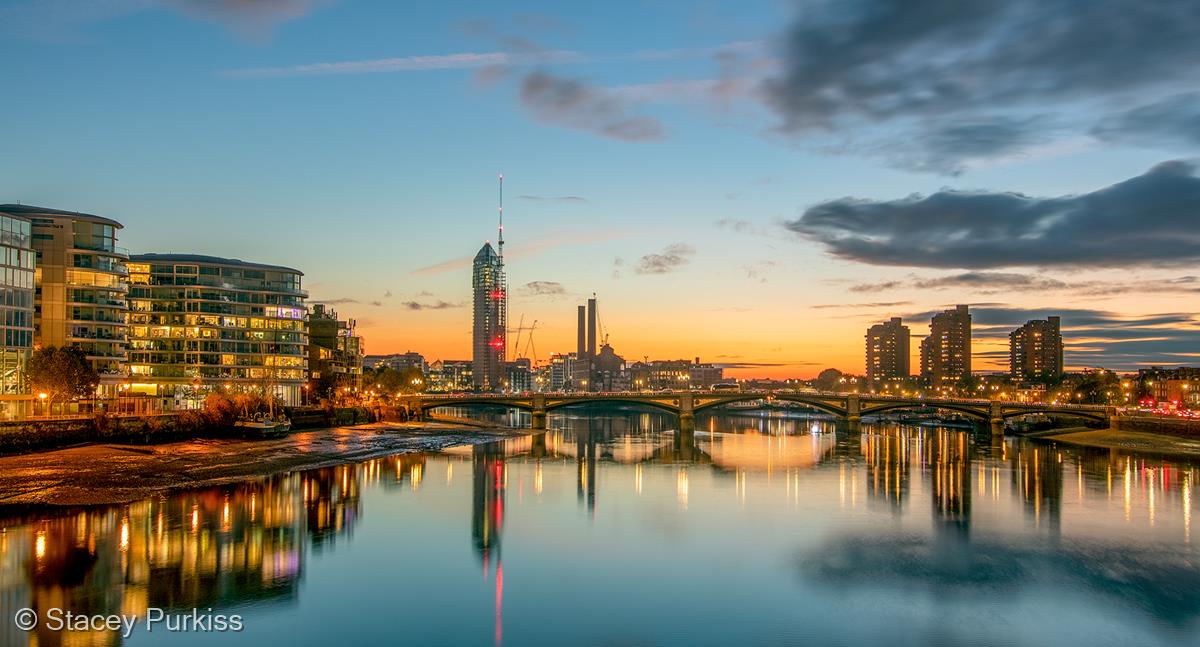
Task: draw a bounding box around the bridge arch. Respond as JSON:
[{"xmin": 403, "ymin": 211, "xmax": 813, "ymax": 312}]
[
  {"xmin": 545, "ymin": 398, "xmax": 681, "ymax": 416},
  {"xmin": 859, "ymin": 401, "xmax": 990, "ymax": 421},
  {"xmin": 691, "ymin": 394, "xmax": 849, "ymax": 418},
  {"xmin": 422, "ymin": 399, "xmax": 533, "ymax": 413},
  {"xmin": 1000, "ymin": 408, "xmax": 1108, "ymax": 423}
]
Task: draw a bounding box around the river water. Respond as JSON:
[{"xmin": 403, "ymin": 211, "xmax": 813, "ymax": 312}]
[{"xmin": 1, "ymin": 406, "xmax": 1198, "ymax": 646}]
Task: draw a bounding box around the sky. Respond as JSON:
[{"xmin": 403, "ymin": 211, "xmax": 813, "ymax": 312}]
[{"xmin": 2, "ymin": 0, "xmax": 1198, "ymax": 378}]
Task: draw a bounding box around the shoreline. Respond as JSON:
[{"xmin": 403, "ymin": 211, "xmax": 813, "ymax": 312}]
[
  {"xmin": 0, "ymin": 420, "xmax": 525, "ymax": 511},
  {"xmin": 1028, "ymin": 426, "xmax": 1200, "ymax": 459}
]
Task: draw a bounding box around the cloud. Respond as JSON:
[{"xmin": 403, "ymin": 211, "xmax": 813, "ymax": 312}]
[
  {"xmin": 0, "ymin": 0, "xmax": 327, "ymax": 42},
  {"xmin": 742, "ymin": 261, "xmax": 775, "ymax": 283},
  {"xmin": 786, "ymin": 160, "xmax": 1200, "ymax": 269},
  {"xmin": 403, "ymin": 300, "xmax": 462, "ymax": 311},
  {"xmin": 811, "ymin": 301, "xmax": 913, "ymax": 309},
  {"xmin": 882, "ymin": 116, "xmax": 1051, "ymax": 175},
  {"xmin": 517, "ymin": 194, "xmax": 588, "ymax": 203},
  {"xmin": 314, "ymin": 298, "xmax": 359, "ymax": 305},
  {"xmin": 849, "ymin": 272, "xmax": 1200, "ymax": 296},
  {"xmin": 383, "ymin": 290, "xmax": 393, "ymax": 298},
  {"xmin": 899, "ymin": 306, "xmax": 1200, "ymax": 370},
  {"xmin": 368, "ymin": 300, "xmax": 382, "ymax": 307},
  {"xmin": 520, "ymin": 281, "xmax": 567, "ymax": 298},
  {"xmin": 411, "ymin": 230, "xmax": 628, "ymax": 276},
  {"xmin": 760, "ymin": 0, "xmax": 1200, "ymax": 172},
  {"xmin": 226, "ymin": 51, "xmax": 513, "ymax": 78},
  {"xmin": 519, "ymin": 71, "xmax": 665, "ymax": 141},
  {"xmin": 716, "ymin": 218, "xmax": 773, "ymax": 236},
  {"xmin": 1092, "ymin": 92, "xmax": 1200, "ymax": 149},
  {"xmin": 634, "ymin": 244, "xmax": 695, "ymax": 275}
]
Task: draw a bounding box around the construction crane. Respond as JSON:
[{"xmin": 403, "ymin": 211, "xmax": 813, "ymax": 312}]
[{"xmin": 509, "ymin": 315, "xmax": 539, "ymax": 366}]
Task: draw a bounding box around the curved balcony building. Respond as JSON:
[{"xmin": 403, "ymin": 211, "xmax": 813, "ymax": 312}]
[
  {"xmin": 126, "ymin": 254, "xmax": 308, "ymax": 406},
  {"xmin": 2, "ymin": 205, "xmax": 129, "ymax": 391},
  {"xmin": 0, "ymin": 209, "xmax": 35, "ymax": 418}
]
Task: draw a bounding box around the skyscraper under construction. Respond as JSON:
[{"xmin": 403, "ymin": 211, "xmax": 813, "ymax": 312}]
[{"xmin": 472, "ymin": 177, "xmax": 507, "ymax": 391}]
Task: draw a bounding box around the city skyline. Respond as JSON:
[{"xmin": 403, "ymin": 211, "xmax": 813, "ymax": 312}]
[{"xmin": 4, "ymin": 1, "xmax": 1199, "ymax": 378}]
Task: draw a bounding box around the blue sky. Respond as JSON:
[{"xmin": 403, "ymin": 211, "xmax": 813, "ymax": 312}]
[{"xmin": 2, "ymin": 0, "xmax": 1198, "ymax": 376}]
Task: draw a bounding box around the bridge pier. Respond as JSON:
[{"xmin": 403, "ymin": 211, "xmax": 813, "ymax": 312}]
[
  {"xmin": 990, "ymin": 401, "xmax": 1005, "ymax": 436},
  {"xmin": 531, "ymin": 394, "xmax": 547, "ymax": 429},
  {"xmin": 677, "ymin": 393, "xmax": 696, "ymax": 435},
  {"xmin": 845, "ymin": 394, "xmax": 861, "ymax": 432}
]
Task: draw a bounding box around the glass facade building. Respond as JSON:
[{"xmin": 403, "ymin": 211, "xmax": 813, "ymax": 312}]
[
  {"xmin": 0, "ymin": 209, "xmax": 35, "ymax": 418},
  {"xmin": 126, "ymin": 254, "xmax": 308, "ymax": 406},
  {"xmin": 1, "ymin": 205, "xmax": 129, "ymax": 394},
  {"xmin": 471, "ymin": 243, "xmax": 506, "ymax": 392}
]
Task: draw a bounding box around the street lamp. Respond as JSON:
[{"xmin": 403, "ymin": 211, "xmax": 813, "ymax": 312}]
[{"xmin": 38, "ymin": 392, "xmax": 47, "ymax": 417}]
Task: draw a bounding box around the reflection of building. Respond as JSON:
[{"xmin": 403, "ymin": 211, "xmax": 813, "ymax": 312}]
[
  {"xmin": 1012, "ymin": 444, "xmax": 1063, "ymax": 531},
  {"xmin": 928, "ymin": 429, "xmax": 972, "ymax": 536},
  {"xmin": 1009, "ymin": 316, "xmax": 1063, "ymax": 381},
  {"xmin": 472, "ymin": 445, "xmax": 507, "ymax": 563},
  {"xmin": 307, "ymin": 304, "xmax": 364, "ymax": 397},
  {"xmin": 303, "ymin": 465, "xmax": 362, "ymax": 549},
  {"xmin": 921, "ymin": 305, "xmax": 971, "ymax": 383},
  {"xmin": 6, "ymin": 205, "xmax": 129, "ymax": 393},
  {"xmin": 472, "ymin": 243, "xmax": 506, "ymax": 391},
  {"xmin": 866, "ymin": 317, "xmax": 910, "ymax": 387},
  {"xmin": 126, "ymin": 254, "xmax": 309, "ymax": 405},
  {"xmin": 0, "ymin": 210, "xmax": 35, "ymax": 418},
  {"xmin": 862, "ymin": 429, "xmax": 911, "ymax": 509}
]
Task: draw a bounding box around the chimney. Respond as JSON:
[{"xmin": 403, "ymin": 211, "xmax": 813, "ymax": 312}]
[
  {"xmin": 577, "ymin": 305, "xmax": 586, "ymax": 357},
  {"xmin": 587, "ymin": 297, "xmax": 597, "ymax": 357}
]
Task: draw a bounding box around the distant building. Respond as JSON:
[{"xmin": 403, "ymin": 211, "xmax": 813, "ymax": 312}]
[
  {"xmin": 548, "ymin": 353, "xmax": 573, "ymax": 391},
  {"xmin": 593, "ymin": 344, "xmax": 627, "ymax": 391},
  {"xmin": 6, "ymin": 204, "xmax": 128, "ymax": 395},
  {"xmin": 628, "ymin": 358, "xmax": 723, "ymax": 391},
  {"xmin": 126, "ymin": 254, "xmax": 309, "ymax": 406},
  {"xmin": 365, "ymin": 351, "xmax": 426, "ymax": 374},
  {"xmin": 1009, "ymin": 316, "xmax": 1063, "ymax": 381},
  {"xmin": 0, "ymin": 209, "xmax": 35, "ymax": 418},
  {"xmin": 429, "ymin": 360, "xmax": 472, "ymax": 392},
  {"xmin": 471, "ymin": 243, "xmax": 506, "ymax": 391},
  {"xmin": 920, "ymin": 305, "xmax": 972, "ymax": 383},
  {"xmin": 308, "ymin": 304, "xmax": 364, "ymax": 398},
  {"xmin": 866, "ymin": 317, "xmax": 910, "ymax": 387},
  {"xmin": 1137, "ymin": 367, "xmax": 1200, "ymax": 409},
  {"xmin": 505, "ymin": 358, "xmax": 532, "ymax": 393}
]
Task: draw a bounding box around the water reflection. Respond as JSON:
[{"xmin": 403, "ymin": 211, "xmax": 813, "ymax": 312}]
[{"xmin": 0, "ymin": 406, "xmax": 1197, "ymax": 645}]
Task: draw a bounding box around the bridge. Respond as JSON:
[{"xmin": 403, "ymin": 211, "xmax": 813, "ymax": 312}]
[{"xmin": 399, "ymin": 391, "xmax": 1113, "ymax": 435}]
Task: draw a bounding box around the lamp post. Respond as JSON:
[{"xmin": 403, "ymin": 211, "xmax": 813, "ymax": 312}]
[{"xmin": 37, "ymin": 392, "xmax": 47, "ymax": 417}]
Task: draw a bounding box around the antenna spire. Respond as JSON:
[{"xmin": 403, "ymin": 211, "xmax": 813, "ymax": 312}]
[{"xmin": 497, "ymin": 173, "xmax": 504, "ymax": 260}]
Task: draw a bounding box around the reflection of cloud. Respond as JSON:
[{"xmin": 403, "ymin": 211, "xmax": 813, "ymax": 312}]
[
  {"xmin": 801, "ymin": 533, "xmax": 1200, "ymax": 626},
  {"xmin": 788, "ymin": 161, "xmax": 1200, "ymax": 268}
]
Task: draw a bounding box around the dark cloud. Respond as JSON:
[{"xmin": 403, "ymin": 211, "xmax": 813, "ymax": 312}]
[
  {"xmin": 1092, "ymin": 92, "xmax": 1200, "ymax": 149},
  {"xmin": 520, "ymin": 280, "xmax": 567, "ymax": 297},
  {"xmin": 635, "ymin": 243, "xmax": 694, "ymax": 275},
  {"xmin": 900, "ymin": 306, "xmax": 1200, "ymax": 370},
  {"xmin": 787, "ymin": 160, "xmax": 1200, "ymax": 269},
  {"xmin": 883, "ymin": 116, "xmax": 1049, "ymax": 175},
  {"xmin": 851, "ymin": 272, "xmax": 1200, "ymax": 296},
  {"xmin": 520, "ymin": 71, "xmax": 664, "ymax": 141},
  {"xmin": 314, "ymin": 298, "xmax": 359, "ymax": 305},
  {"xmin": 517, "ymin": 194, "xmax": 588, "ymax": 203},
  {"xmin": 368, "ymin": 300, "xmax": 382, "ymax": 307},
  {"xmin": 811, "ymin": 301, "xmax": 913, "ymax": 309},
  {"xmin": 403, "ymin": 300, "xmax": 463, "ymax": 311},
  {"xmin": 761, "ymin": 0, "xmax": 1200, "ymax": 172}
]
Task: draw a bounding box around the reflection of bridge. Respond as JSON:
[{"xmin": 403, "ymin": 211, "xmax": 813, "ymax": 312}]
[{"xmin": 402, "ymin": 391, "xmax": 1113, "ymax": 435}]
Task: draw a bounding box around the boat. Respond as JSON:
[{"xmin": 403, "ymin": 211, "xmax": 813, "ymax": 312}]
[
  {"xmin": 235, "ymin": 411, "xmax": 292, "ymax": 438},
  {"xmin": 234, "ymin": 339, "xmax": 292, "ymax": 439}
]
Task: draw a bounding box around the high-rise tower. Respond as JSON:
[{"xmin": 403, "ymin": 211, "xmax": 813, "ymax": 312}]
[{"xmin": 472, "ymin": 176, "xmax": 507, "ymax": 391}]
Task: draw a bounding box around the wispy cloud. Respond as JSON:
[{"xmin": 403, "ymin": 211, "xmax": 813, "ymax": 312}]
[
  {"xmin": 517, "ymin": 194, "xmax": 588, "ymax": 203},
  {"xmin": 519, "ymin": 70, "xmax": 664, "ymax": 141},
  {"xmin": 519, "ymin": 281, "xmax": 568, "ymax": 298},
  {"xmin": 223, "ymin": 50, "xmax": 582, "ymax": 79},
  {"xmin": 403, "ymin": 300, "xmax": 462, "ymax": 311},
  {"xmin": 635, "ymin": 243, "xmax": 694, "ymax": 275},
  {"xmin": 411, "ymin": 230, "xmax": 629, "ymax": 276}
]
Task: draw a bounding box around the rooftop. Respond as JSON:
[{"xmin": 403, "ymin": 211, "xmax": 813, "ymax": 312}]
[
  {"xmin": 0, "ymin": 204, "xmax": 123, "ymax": 228},
  {"xmin": 130, "ymin": 253, "xmax": 303, "ymax": 275}
]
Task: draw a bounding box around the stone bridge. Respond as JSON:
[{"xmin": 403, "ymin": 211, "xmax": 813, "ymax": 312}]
[{"xmin": 399, "ymin": 391, "xmax": 1113, "ymax": 436}]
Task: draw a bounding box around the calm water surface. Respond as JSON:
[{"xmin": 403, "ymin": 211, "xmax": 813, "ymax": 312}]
[{"xmin": 2, "ymin": 406, "xmax": 1198, "ymax": 646}]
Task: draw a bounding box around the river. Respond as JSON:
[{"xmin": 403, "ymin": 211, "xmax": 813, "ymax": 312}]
[{"xmin": 1, "ymin": 406, "xmax": 1197, "ymax": 646}]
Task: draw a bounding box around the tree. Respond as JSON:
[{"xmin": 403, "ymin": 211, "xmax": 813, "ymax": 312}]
[
  {"xmin": 812, "ymin": 368, "xmax": 844, "ymax": 391},
  {"xmin": 27, "ymin": 346, "xmax": 99, "ymax": 407}
]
